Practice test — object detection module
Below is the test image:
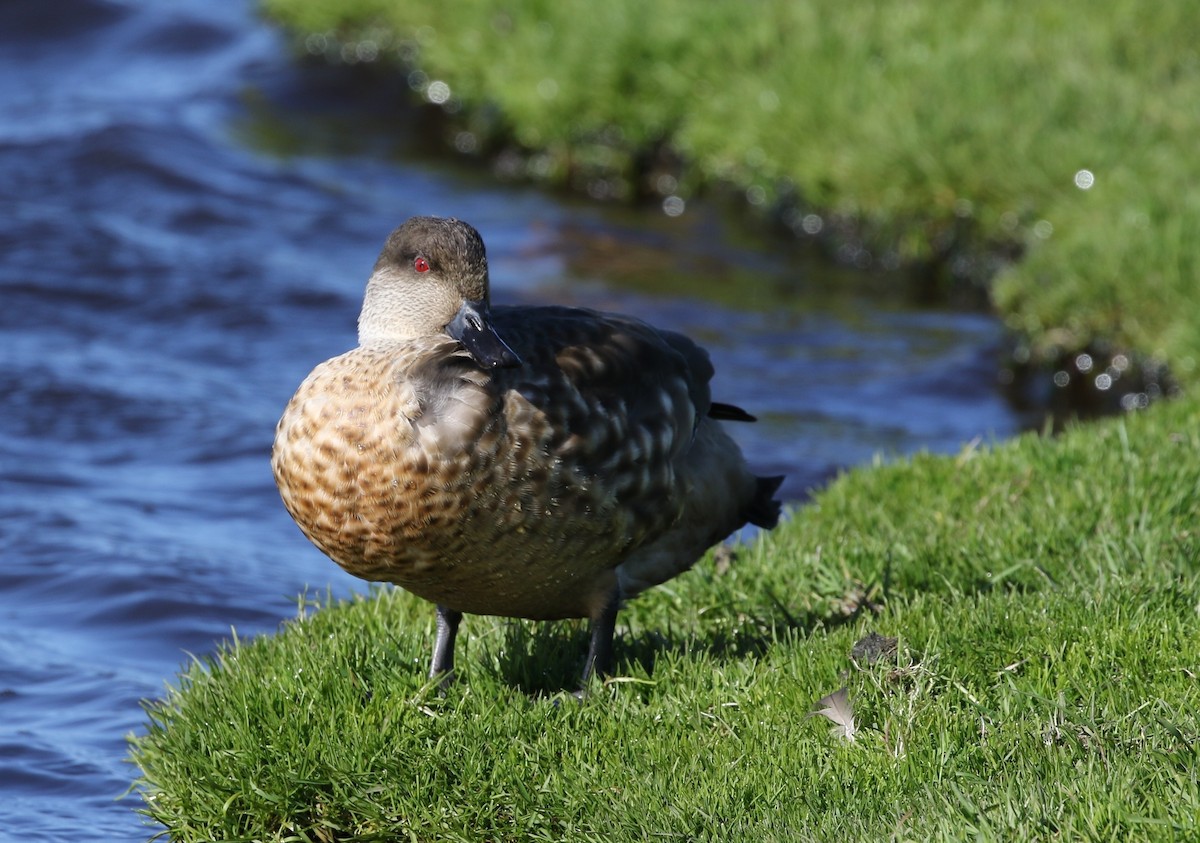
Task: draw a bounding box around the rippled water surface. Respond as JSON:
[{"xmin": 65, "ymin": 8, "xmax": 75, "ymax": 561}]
[{"xmin": 0, "ymin": 1, "xmax": 1024, "ymax": 839}]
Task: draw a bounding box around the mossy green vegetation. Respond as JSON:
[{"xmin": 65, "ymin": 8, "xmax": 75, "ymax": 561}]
[
  {"xmin": 130, "ymin": 395, "xmax": 1200, "ymax": 841},
  {"xmin": 259, "ymin": 0, "xmax": 1200, "ymax": 384}
]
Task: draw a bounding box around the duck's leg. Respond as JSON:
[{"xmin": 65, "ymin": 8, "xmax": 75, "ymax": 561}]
[
  {"xmin": 429, "ymin": 605, "xmax": 463, "ymax": 683},
  {"xmin": 580, "ymin": 586, "xmax": 621, "ymax": 685}
]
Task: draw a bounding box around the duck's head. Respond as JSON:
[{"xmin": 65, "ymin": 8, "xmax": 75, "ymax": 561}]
[{"xmin": 358, "ymin": 216, "xmax": 520, "ymax": 368}]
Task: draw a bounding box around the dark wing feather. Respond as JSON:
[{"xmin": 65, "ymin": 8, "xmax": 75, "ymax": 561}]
[
  {"xmin": 492, "ymin": 302, "xmax": 699, "ymax": 440},
  {"xmin": 487, "ymin": 306, "xmax": 702, "ymax": 520},
  {"xmin": 708, "ymin": 401, "xmax": 757, "ymax": 422}
]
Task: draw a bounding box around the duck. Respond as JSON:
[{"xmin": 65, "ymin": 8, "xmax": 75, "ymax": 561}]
[{"xmin": 272, "ymin": 216, "xmax": 783, "ymax": 686}]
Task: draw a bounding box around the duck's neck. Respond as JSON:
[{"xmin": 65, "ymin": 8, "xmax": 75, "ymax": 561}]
[{"xmin": 356, "ymin": 270, "xmax": 458, "ymax": 345}]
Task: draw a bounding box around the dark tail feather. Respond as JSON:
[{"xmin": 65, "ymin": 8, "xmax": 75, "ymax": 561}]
[
  {"xmin": 709, "ymin": 401, "xmax": 757, "ymax": 423},
  {"xmin": 745, "ymin": 475, "xmax": 785, "ymax": 529}
]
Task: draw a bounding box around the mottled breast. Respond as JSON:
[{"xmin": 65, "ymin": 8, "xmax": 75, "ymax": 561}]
[{"xmin": 272, "ymin": 307, "xmax": 710, "ymax": 618}]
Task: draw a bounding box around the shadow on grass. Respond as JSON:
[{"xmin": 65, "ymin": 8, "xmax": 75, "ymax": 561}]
[{"xmin": 491, "ymin": 584, "xmax": 876, "ymax": 697}]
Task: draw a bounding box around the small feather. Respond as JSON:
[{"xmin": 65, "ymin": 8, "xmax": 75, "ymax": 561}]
[
  {"xmin": 809, "ymin": 686, "xmax": 857, "ymax": 742},
  {"xmin": 708, "ymin": 401, "xmax": 757, "ymax": 422}
]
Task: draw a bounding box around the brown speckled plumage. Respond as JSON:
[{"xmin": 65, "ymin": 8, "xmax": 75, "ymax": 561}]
[{"xmin": 272, "ymin": 216, "xmax": 783, "ymax": 683}]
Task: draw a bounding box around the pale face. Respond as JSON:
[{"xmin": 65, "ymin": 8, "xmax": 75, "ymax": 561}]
[{"xmin": 357, "ymin": 217, "xmax": 491, "ymax": 344}]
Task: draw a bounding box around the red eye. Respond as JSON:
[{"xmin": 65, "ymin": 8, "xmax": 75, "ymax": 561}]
[{"xmin": 414, "ymin": 256, "xmax": 430, "ymax": 273}]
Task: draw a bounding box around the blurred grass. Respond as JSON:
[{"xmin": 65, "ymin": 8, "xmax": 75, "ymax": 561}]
[
  {"xmin": 130, "ymin": 392, "xmax": 1200, "ymax": 841},
  {"xmin": 262, "ymin": 0, "xmax": 1200, "ymax": 384}
]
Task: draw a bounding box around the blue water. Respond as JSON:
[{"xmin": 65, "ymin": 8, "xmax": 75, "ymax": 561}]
[{"xmin": 0, "ymin": 1, "xmax": 1023, "ymax": 839}]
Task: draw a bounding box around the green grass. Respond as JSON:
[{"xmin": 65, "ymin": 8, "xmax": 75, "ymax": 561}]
[
  {"xmin": 129, "ymin": 394, "xmax": 1200, "ymax": 841},
  {"xmin": 259, "ymin": 0, "xmax": 1200, "ymax": 384}
]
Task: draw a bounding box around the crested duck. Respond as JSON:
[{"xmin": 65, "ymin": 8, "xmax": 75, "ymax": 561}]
[{"xmin": 272, "ymin": 216, "xmax": 783, "ymax": 686}]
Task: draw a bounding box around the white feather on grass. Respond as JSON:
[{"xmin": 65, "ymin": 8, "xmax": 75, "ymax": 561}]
[{"xmin": 809, "ymin": 686, "xmax": 857, "ymax": 742}]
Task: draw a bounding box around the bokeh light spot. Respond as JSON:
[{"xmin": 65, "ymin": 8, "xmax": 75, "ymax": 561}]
[
  {"xmin": 426, "ymin": 80, "xmax": 451, "ymax": 104},
  {"xmin": 454, "ymin": 132, "xmax": 478, "ymax": 154},
  {"xmin": 662, "ymin": 195, "xmax": 685, "ymax": 217}
]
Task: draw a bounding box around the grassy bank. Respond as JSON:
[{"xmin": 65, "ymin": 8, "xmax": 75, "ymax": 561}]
[
  {"xmin": 130, "ymin": 396, "xmax": 1200, "ymax": 841},
  {"xmin": 259, "ymin": 0, "xmax": 1200, "ymax": 386}
]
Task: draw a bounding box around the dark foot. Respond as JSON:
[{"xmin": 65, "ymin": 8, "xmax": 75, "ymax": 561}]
[
  {"xmin": 429, "ymin": 605, "xmax": 463, "ymax": 686},
  {"xmin": 580, "ymin": 586, "xmax": 621, "ymax": 688}
]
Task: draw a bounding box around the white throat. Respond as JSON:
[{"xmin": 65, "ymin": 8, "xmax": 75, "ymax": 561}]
[{"xmin": 356, "ymin": 268, "xmax": 460, "ymax": 345}]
